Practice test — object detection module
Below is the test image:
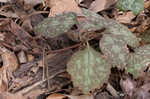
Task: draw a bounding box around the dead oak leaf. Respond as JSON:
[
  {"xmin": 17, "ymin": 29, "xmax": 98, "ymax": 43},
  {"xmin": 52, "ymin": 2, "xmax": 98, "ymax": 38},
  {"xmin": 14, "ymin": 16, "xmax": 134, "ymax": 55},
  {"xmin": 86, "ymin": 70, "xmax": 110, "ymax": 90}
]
[
  {"xmin": 115, "ymin": 12, "xmax": 135, "ymax": 24},
  {"xmin": 0, "ymin": 46, "xmax": 19, "ymax": 92},
  {"xmin": 0, "ymin": 46, "xmax": 19, "ymax": 72},
  {"xmin": 0, "ymin": 92, "xmax": 26, "ymax": 99},
  {"xmin": 48, "ymin": 0, "xmax": 82, "ymax": 17},
  {"xmin": 46, "ymin": 93, "xmax": 93, "ymax": 99},
  {"xmin": 89, "ymin": 0, "xmax": 117, "ymax": 12},
  {"xmin": 46, "ymin": 93, "xmax": 66, "ymax": 99}
]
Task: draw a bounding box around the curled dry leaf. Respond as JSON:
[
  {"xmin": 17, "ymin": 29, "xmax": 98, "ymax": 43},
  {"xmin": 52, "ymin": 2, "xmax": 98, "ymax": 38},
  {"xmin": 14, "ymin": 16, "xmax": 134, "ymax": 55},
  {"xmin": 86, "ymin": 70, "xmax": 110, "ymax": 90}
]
[
  {"xmin": 67, "ymin": 44, "xmax": 111, "ymax": 93},
  {"xmin": 48, "ymin": 0, "xmax": 82, "ymax": 17}
]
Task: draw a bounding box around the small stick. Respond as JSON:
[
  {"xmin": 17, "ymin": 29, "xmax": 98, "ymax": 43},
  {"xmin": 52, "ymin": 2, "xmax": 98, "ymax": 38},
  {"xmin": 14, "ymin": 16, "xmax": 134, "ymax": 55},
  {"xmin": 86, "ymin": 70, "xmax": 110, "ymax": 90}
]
[
  {"xmin": 106, "ymin": 83, "xmax": 119, "ymax": 98},
  {"xmin": 18, "ymin": 69, "xmax": 66, "ymax": 95},
  {"xmin": 42, "ymin": 47, "xmax": 46, "ymax": 80},
  {"xmin": 48, "ymin": 42, "xmax": 81, "ymax": 54}
]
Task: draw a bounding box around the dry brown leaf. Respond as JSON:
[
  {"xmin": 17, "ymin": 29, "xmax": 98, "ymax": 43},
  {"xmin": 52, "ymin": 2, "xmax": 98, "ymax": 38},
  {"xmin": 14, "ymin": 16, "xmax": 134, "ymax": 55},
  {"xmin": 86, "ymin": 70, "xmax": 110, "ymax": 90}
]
[
  {"xmin": 0, "ymin": 32, "xmax": 5, "ymax": 41},
  {"xmin": 0, "ymin": 92, "xmax": 26, "ymax": 99},
  {"xmin": 144, "ymin": 0, "xmax": 150, "ymax": 9},
  {"xmin": 0, "ymin": 46, "xmax": 19, "ymax": 72},
  {"xmin": 24, "ymin": 88, "xmax": 44, "ymax": 99},
  {"xmin": 47, "ymin": 94, "xmax": 94, "ymax": 99},
  {"xmin": 75, "ymin": 0, "xmax": 84, "ymax": 4},
  {"xmin": 0, "ymin": 69, "xmax": 8, "ymax": 92},
  {"xmin": 0, "ymin": 0, "xmax": 9, "ymax": 3},
  {"xmin": 0, "ymin": 11, "xmax": 19, "ymax": 18},
  {"xmin": 66, "ymin": 94, "xmax": 94, "ymax": 99},
  {"xmin": 27, "ymin": 54, "xmax": 34, "ymax": 62},
  {"xmin": 0, "ymin": 0, "xmax": 42, "ymax": 5},
  {"xmin": 0, "ymin": 46, "xmax": 19, "ymax": 92},
  {"xmin": 115, "ymin": 12, "xmax": 135, "ymax": 24},
  {"xmin": 48, "ymin": 0, "xmax": 82, "ymax": 17},
  {"xmin": 135, "ymin": 18, "xmax": 150, "ymax": 33},
  {"xmin": 22, "ymin": 18, "xmax": 33, "ymax": 32},
  {"xmin": 89, "ymin": 0, "xmax": 117, "ymax": 12},
  {"xmin": 46, "ymin": 93, "xmax": 66, "ymax": 99},
  {"xmin": 120, "ymin": 78, "xmax": 136, "ymax": 97},
  {"xmin": 76, "ymin": 0, "xmax": 93, "ymax": 8},
  {"xmin": 17, "ymin": 50, "xmax": 27, "ymax": 64},
  {"xmin": 10, "ymin": 21, "xmax": 39, "ymax": 50},
  {"xmin": 24, "ymin": 0, "xmax": 42, "ymax": 6}
]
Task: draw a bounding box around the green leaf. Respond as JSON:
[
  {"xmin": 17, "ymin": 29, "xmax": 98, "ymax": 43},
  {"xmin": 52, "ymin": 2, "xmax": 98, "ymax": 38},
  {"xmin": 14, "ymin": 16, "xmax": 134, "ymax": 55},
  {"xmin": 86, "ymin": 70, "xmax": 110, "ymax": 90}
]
[
  {"xmin": 68, "ymin": 9, "xmax": 139, "ymax": 48},
  {"xmin": 80, "ymin": 9, "xmax": 139, "ymax": 47},
  {"xmin": 82, "ymin": 8, "xmax": 107, "ymax": 26},
  {"xmin": 105, "ymin": 19, "xmax": 139, "ymax": 47},
  {"xmin": 67, "ymin": 45, "xmax": 111, "ymax": 93},
  {"xmin": 100, "ymin": 34, "xmax": 129, "ymax": 68},
  {"xmin": 134, "ymin": 44, "xmax": 150, "ymax": 55},
  {"xmin": 127, "ymin": 45, "xmax": 150, "ymax": 78},
  {"xmin": 117, "ymin": 0, "xmax": 144, "ymax": 15},
  {"xmin": 34, "ymin": 12, "xmax": 78, "ymax": 38}
]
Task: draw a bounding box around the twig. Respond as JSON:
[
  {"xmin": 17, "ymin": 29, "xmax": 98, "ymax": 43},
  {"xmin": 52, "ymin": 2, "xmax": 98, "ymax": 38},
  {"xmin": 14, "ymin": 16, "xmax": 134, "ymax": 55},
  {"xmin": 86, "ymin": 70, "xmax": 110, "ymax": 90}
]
[
  {"xmin": 42, "ymin": 47, "xmax": 46, "ymax": 80},
  {"xmin": 18, "ymin": 69, "xmax": 66, "ymax": 95},
  {"xmin": 48, "ymin": 43, "xmax": 81, "ymax": 54},
  {"xmin": 106, "ymin": 83, "xmax": 119, "ymax": 98}
]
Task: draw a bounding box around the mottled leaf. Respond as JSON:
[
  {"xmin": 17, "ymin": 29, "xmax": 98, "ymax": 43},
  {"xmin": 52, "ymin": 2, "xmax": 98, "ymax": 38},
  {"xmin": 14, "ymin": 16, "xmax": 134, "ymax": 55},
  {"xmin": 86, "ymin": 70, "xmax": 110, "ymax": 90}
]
[
  {"xmin": 67, "ymin": 9, "xmax": 107, "ymax": 42},
  {"xmin": 100, "ymin": 34, "xmax": 129, "ymax": 68},
  {"xmin": 82, "ymin": 8, "xmax": 107, "ymax": 26},
  {"xmin": 127, "ymin": 45, "xmax": 150, "ymax": 78},
  {"xmin": 34, "ymin": 12, "xmax": 78, "ymax": 38},
  {"xmin": 66, "ymin": 9, "xmax": 139, "ymax": 48},
  {"xmin": 105, "ymin": 19, "xmax": 139, "ymax": 47},
  {"xmin": 67, "ymin": 45, "xmax": 111, "ymax": 93},
  {"xmin": 117, "ymin": 0, "xmax": 144, "ymax": 15},
  {"xmin": 134, "ymin": 44, "xmax": 150, "ymax": 55}
]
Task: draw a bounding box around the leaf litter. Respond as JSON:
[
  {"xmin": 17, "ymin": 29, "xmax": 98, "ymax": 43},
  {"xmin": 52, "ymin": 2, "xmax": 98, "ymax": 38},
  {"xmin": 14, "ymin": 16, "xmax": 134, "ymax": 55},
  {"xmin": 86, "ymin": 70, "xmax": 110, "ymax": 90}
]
[{"xmin": 0, "ymin": 0, "xmax": 150, "ymax": 99}]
